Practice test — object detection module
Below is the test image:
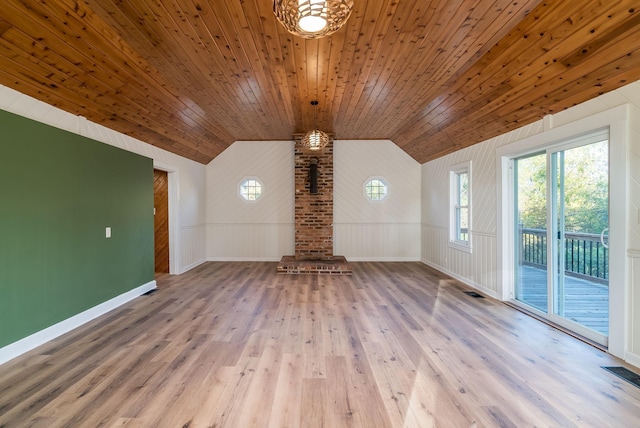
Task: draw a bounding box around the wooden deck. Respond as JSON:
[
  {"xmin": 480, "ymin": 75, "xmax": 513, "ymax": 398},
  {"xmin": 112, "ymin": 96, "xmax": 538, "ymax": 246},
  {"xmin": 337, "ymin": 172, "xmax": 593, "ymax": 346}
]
[
  {"xmin": 0, "ymin": 262, "xmax": 637, "ymax": 427},
  {"xmin": 517, "ymin": 265, "xmax": 609, "ymax": 335}
]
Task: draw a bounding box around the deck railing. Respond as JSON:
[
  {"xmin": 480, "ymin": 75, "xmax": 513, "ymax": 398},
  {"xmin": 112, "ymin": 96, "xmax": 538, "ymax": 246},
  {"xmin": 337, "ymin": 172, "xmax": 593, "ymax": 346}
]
[{"xmin": 519, "ymin": 227, "xmax": 608, "ymax": 284}]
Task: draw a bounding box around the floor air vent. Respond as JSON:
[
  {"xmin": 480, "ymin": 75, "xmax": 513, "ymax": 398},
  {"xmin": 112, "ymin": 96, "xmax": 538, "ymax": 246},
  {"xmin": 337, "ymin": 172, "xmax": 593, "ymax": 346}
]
[
  {"xmin": 602, "ymin": 366, "xmax": 640, "ymax": 389},
  {"xmin": 143, "ymin": 289, "xmax": 157, "ymax": 296},
  {"xmin": 464, "ymin": 291, "xmax": 484, "ymax": 298}
]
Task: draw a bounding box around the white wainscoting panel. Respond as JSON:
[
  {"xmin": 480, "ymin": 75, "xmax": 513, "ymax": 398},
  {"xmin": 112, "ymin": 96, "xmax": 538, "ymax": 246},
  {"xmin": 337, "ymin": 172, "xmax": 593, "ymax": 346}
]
[
  {"xmin": 421, "ymin": 225, "xmax": 497, "ymax": 296},
  {"xmin": 180, "ymin": 224, "xmax": 207, "ymax": 272},
  {"xmin": 334, "ymin": 223, "xmax": 421, "ymax": 261},
  {"xmin": 207, "ymin": 223, "xmax": 294, "ymax": 261},
  {"xmin": 628, "ymin": 251, "xmax": 640, "ymax": 368}
]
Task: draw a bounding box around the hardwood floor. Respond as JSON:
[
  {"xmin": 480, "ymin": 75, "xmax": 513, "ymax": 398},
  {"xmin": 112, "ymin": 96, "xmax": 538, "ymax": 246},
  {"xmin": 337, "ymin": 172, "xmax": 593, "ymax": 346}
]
[{"xmin": 1, "ymin": 262, "xmax": 639, "ymax": 427}]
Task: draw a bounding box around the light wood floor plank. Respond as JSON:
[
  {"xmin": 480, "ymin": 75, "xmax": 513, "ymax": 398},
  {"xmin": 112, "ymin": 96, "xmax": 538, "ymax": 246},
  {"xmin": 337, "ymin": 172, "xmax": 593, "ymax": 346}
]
[
  {"xmin": 300, "ymin": 378, "xmax": 328, "ymax": 428},
  {"xmin": 268, "ymin": 352, "xmax": 304, "ymax": 428},
  {"xmin": 1, "ymin": 261, "xmax": 640, "ymax": 427}
]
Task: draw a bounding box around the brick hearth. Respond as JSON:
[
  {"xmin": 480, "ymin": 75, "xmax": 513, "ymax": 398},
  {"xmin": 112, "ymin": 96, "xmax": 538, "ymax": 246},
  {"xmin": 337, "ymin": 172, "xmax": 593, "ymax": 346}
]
[{"xmin": 277, "ymin": 255, "xmax": 352, "ymax": 275}]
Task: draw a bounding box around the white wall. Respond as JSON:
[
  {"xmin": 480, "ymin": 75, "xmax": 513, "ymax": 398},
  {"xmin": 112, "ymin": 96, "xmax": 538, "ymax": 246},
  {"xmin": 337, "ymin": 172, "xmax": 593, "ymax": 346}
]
[
  {"xmin": 206, "ymin": 141, "xmax": 295, "ymax": 261},
  {"xmin": 0, "ymin": 85, "xmax": 207, "ymax": 274},
  {"xmin": 627, "ymin": 100, "xmax": 640, "ymax": 366},
  {"xmin": 334, "ymin": 140, "xmax": 422, "ymax": 261},
  {"xmin": 205, "ymin": 139, "xmax": 422, "ymax": 261},
  {"xmin": 421, "ymin": 81, "xmax": 640, "ymax": 365},
  {"xmin": 421, "ymin": 120, "xmax": 546, "ymax": 295}
]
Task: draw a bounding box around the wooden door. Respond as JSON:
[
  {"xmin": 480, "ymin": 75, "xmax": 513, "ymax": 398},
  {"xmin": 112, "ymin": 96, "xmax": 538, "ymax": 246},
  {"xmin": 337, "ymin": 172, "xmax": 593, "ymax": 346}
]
[{"xmin": 154, "ymin": 169, "xmax": 169, "ymax": 273}]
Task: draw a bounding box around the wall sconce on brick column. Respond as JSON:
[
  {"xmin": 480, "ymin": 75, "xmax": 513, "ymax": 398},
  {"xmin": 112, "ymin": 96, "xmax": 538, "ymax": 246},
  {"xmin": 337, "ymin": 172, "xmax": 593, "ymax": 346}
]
[{"xmin": 309, "ymin": 157, "xmax": 319, "ymax": 194}]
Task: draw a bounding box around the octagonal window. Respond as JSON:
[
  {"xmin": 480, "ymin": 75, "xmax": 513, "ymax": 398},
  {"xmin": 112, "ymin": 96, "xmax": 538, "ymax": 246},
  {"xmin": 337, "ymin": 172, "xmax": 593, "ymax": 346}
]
[
  {"xmin": 364, "ymin": 177, "xmax": 388, "ymax": 201},
  {"xmin": 239, "ymin": 178, "xmax": 263, "ymax": 201}
]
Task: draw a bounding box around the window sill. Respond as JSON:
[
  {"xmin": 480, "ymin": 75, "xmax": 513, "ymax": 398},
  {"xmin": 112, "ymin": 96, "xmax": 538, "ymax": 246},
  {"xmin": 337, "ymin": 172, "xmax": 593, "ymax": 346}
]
[{"xmin": 448, "ymin": 240, "xmax": 472, "ymax": 254}]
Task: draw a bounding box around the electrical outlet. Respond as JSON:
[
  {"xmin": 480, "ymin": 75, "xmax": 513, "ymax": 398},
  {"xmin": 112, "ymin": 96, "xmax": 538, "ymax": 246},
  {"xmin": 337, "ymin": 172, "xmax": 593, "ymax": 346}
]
[{"xmin": 106, "ymin": 227, "xmax": 111, "ymax": 238}]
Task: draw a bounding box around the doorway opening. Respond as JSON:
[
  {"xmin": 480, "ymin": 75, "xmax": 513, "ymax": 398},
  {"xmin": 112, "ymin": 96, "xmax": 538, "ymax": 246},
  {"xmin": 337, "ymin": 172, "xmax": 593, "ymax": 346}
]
[{"xmin": 154, "ymin": 169, "xmax": 170, "ymax": 274}]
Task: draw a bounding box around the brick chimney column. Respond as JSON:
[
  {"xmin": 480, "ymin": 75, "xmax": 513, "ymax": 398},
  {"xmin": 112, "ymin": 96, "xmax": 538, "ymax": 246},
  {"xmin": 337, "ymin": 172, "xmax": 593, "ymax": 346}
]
[{"xmin": 294, "ymin": 140, "xmax": 333, "ymax": 260}]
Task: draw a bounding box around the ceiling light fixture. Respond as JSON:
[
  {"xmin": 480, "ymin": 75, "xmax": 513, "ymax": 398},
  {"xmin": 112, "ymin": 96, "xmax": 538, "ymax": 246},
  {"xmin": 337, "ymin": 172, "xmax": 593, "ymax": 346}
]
[
  {"xmin": 300, "ymin": 100, "xmax": 330, "ymax": 151},
  {"xmin": 273, "ymin": 0, "xmax": 354, "ymax": 39}
]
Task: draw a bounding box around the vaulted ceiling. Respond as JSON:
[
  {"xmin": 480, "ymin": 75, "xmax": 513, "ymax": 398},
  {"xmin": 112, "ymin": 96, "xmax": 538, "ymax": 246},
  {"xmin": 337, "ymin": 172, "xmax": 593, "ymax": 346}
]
[{"xmin": 1, "ymin": 1, "xmax": 639, "ymax": 164}]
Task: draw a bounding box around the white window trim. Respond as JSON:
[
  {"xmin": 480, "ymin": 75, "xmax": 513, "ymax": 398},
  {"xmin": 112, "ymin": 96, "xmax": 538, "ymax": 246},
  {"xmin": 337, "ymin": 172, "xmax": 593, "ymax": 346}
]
[
  {"xmin": 449, "ymin": 161, "xmax": 472, "ymax": 253},
  {"xmin": 238, "ymin": 176, "xmax": 264, "ymax": 202},
  {"xmin": 363, "ymin": 176, "xmax": 389, "ymax": 202}
]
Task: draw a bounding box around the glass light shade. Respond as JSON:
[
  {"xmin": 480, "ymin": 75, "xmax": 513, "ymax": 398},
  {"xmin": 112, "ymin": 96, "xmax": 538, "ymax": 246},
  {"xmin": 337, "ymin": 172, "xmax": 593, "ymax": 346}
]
[
  {"xmin": 298, "ymin": 15, "xmax": 327, "ymax": 33},
  {"xmin": 273, "ymin": 0, "xmax": 354, "ymax": 39}
]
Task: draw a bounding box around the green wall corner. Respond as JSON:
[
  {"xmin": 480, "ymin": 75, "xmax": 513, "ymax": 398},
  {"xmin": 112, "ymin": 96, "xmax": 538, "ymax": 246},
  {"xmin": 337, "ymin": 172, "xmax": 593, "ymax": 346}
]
[{"xmin": 0, "ymin": 110, "xmax": 154, "ymax": 348}]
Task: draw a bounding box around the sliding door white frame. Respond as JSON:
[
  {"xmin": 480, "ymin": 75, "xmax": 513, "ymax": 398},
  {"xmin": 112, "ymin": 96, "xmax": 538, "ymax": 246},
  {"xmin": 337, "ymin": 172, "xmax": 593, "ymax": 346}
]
[{"xmin": 496, "ymin": 105, "xmax": 629, "ymax": 359}]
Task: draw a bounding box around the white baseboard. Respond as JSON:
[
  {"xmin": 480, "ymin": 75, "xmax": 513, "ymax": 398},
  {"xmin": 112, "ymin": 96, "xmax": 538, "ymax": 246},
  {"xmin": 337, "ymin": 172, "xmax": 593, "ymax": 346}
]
[
  {"xmin": 207, "ymin": 257, "xmax": 283, "ymax": 262},
  {"xmin": 207, "ymin": 257, "xmax": 420, "ymax": 262},
  {"xmin": 0, "ymin": 280, "xmax": 156, "ymax": 366},
  {"xmin": 420, "ymin": 259, "xmax": 498, "ymax": 299},
  {"xmin": 624, "ymin": 350, "xmax": 640, "ymax": 369},
  {"xmin": 177, "ymin": 259, "xmax": 207, "ymax": 274},
  {"xmin": 342, "ymin": 257, "xmax": 421, "ymax": 262}
]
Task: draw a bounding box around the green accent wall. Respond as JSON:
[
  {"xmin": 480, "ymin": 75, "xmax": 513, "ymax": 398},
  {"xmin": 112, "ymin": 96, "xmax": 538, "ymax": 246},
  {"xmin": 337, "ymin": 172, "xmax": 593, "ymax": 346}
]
[{"xmin": 0, "ymin": 110, "xmax": 154, "ymax": 348}]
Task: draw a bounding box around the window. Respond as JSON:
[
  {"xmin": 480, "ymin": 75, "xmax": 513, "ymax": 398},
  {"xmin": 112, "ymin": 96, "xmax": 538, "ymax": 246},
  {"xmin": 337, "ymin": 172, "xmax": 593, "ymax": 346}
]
[
  {"xmin": 364, "ymin": 177, "xmax": 388, "ymax": 201},
  {"xmin": 239, "ymin": 178, "xmax": 263, "ymax": 201},
  {"xmin": 449, "ymin": 161, "xmax": 471, "ymax": 252}
]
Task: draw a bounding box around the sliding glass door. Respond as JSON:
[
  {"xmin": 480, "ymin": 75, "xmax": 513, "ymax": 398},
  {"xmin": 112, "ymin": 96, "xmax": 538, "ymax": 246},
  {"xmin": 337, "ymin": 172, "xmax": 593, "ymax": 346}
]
[
  {"xmin": 514, "ymin": 152, "xmax": 548, "ymax": 313},
  {"xmin": 513, "ymin": 131, "xmax": 609, "ymax": 344}
]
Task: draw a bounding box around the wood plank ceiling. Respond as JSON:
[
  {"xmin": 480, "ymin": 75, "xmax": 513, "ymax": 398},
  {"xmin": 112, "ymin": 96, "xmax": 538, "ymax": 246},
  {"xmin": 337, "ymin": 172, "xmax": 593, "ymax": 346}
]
[{"xmin": 1, "ymin": 0, "xmax": 639, "ymax": 164}]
